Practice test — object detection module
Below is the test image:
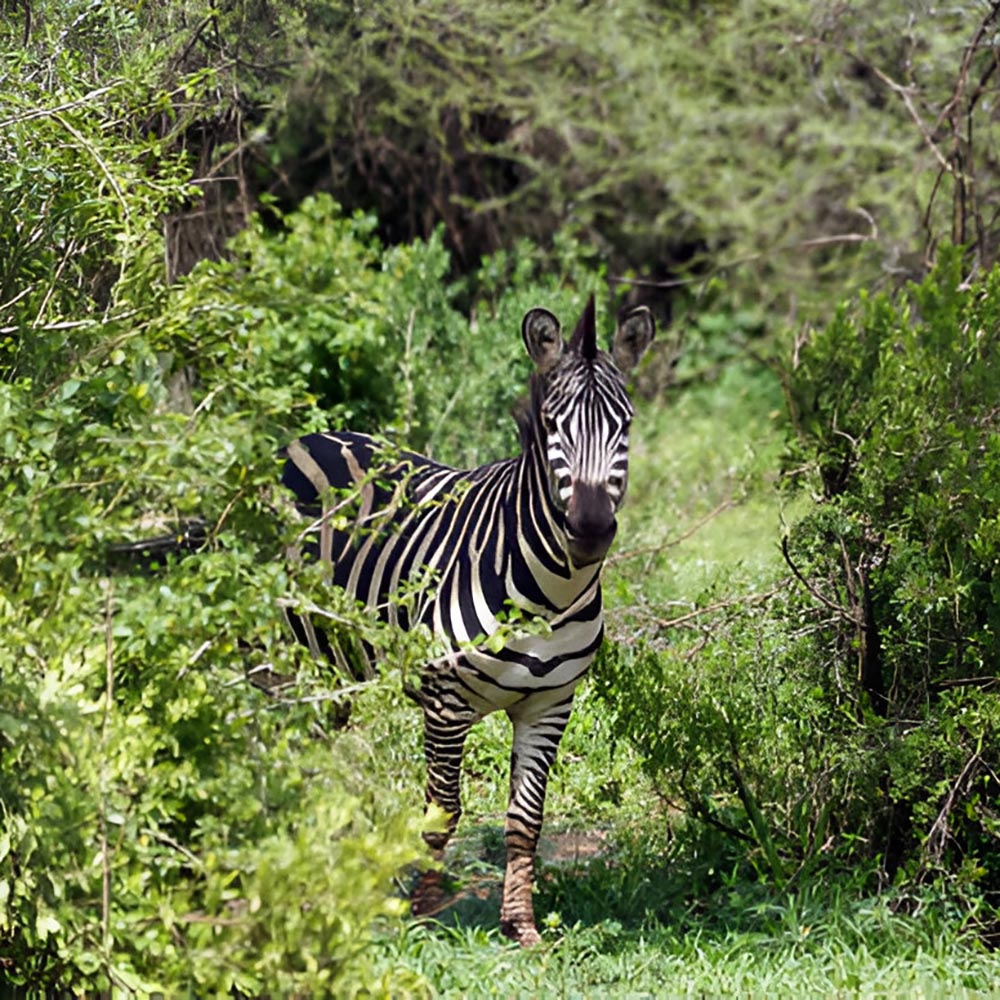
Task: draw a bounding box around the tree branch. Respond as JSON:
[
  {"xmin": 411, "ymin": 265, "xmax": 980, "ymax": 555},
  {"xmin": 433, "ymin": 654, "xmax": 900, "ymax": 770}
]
[{"xmin": 781, "ymin": 536, "xmax": 861, "ymax": 624}]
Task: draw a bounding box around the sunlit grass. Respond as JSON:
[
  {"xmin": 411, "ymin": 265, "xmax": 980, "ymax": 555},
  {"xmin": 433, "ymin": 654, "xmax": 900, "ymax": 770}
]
[
  {"xmin": 612, "ymin": 362, "xmax": 797, "ymax": 603},
  {"xmin": 377, "ymin": 893, "xmax": 1000, "ymax": 998}
]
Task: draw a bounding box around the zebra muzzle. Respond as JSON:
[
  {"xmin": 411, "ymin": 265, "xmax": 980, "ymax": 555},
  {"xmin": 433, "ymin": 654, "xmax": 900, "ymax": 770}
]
[{"xmin": 565, "ymin": 481, "xmax": 617, "ymax": 565}]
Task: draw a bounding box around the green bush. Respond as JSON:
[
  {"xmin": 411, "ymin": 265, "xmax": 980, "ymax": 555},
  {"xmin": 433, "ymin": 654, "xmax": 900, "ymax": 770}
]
[
  {"xmin": 0, "ymin": 167, "xmax": 615, "ymax": 988},
  {"xmin": 784, "ymin": 246, "xmax": 1000, "ymax": 889},
  {"xmin": 597, "ymin": 595, "xmax": 885, "ymax": 889},
  {"xmin": 0, "ymin": 2, "xmax": 202, "ymax": 384},
  {"xmin": 0, "ymin": 549, "xmax": 430, "ymax": 995},
  {"xmin": 9, "ymin": 0, "xmax": 996, "ymax": 335},
  {"xmin": 214, "ymin": 0, "xmax": 1000, "ymax": 321},
  {"xmin": 147, "ymin": 194, "xmax": 606, "ymax": 467},
  {"xmin": 600, "ymin": 250, "xmax": 1000, "ymax": 920},
  {"xmin": 785, "ymin": 246, "xmax": 1000, "ymax": 696}
]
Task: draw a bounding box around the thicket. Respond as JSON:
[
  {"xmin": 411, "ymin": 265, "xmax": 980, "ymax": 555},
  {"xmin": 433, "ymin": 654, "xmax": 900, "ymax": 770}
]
[
  {"xmin": 0, "ymin": 48, "xmax": 626, "ymax": 983},
  {"xmin": 6, "ymin": 1, "xmax": 999, "ymax": 324},
  {"xmin": 600, "ymin": 248, "xmax": 1000, "ymax": 934},
  {"xmin": 0, "ymin": 156, "xmax": 628, "ymax": 992},
  {"xmin": 5, "ymin": 0, "xmax": 1000, "ymax": 990}
]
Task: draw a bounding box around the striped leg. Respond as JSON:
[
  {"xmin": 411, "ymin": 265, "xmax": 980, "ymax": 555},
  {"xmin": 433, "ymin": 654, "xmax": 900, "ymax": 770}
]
[
  {"xmin": 411, "ymin": 687, "xmax": 479, "ymax": 917},
  {"xmin": 499, "ymin": 695, "xmax": 574, "ymax": 946}
]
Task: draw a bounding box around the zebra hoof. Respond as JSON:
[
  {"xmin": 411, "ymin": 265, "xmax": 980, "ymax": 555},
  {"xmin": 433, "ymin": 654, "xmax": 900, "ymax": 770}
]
[{"xmin": 500, "ymin": 920, "xmax": 542, "ymax": 947}]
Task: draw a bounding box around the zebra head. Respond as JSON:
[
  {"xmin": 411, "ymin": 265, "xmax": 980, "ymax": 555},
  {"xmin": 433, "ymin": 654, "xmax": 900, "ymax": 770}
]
[{"xmin": 521, "ymin": 295, "xmax": 655, "ymax": 567}]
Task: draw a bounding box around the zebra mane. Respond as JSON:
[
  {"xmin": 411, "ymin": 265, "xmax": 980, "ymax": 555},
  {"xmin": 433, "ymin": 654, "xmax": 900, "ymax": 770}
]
[
  {"xmin": 512, "ymin": 374, "xmax": 546, "ymax": 452},
  {"xmin": 568, "ymin": 293, "xmax": 597, "ymax": 361},
  {"xmin": 511, "ymin": 391, "xmax": 533, "ymax": 450}
]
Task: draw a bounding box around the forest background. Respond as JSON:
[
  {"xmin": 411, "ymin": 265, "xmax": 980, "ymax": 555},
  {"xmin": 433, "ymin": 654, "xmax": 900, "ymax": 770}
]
[{"xmin": 3, "ymin": 1, "xmax": 1000, "ymax": 995}]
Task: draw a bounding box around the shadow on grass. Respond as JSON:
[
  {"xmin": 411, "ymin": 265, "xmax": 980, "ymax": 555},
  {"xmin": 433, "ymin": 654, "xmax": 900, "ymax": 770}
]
[
  {"xmin": 385, "ymin": 821, "xmax": 1000, "ymax": 1000},
  {"xmin": 415, "ymin": 818, "xmax": 699, "ymax": 945},
  {"xmin": 410, "ymin": 817, "xmax": 991, "ymax": 966}
]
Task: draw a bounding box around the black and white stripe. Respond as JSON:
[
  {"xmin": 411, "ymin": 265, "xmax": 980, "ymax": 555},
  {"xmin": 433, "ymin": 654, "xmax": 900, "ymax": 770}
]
[{"xmin": 281, "ymin": 295, "xmax": 654, "ymax": 945}]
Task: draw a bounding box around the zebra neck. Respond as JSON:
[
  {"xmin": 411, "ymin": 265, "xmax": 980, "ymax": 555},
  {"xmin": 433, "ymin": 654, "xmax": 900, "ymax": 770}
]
[{"xmin": 510, "ymin": 436, "xmax": 603, "ymax": 609}]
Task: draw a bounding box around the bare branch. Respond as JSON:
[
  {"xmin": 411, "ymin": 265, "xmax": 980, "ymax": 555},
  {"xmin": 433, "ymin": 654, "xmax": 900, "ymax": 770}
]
[
  {"xmin": 643, "ymin": 582, "xmax": 788, "ymax": 631},
  {"xmin": 924, "ymin": 752, "xmax": 982, "ymax": 865},
  {"xmin": 781, "ymin": 536, "xmax": 861, "ymax": 623},
  {"xmin": 606, "ymin": 499, "xmax": 734, "ymax": 566},
  {"xmin": 101, "ymin": 582, "xmax": 114, "ymax": 954},
  {"xmin": 611, "ymin": 223, "xmax": 879, "ymax": 293},
  {"xmin": 863, "ymin": 62, "xmax": 962, "ymax": 181},
  {"xmin": 0, "ymin": 84, "xmax": 121, "ymax": 129}
]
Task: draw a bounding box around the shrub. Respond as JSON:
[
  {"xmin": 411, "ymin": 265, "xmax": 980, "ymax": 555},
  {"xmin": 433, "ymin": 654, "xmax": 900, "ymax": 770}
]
[
  {"xmin": 10, "ymin": 0, "xmax": 998, "ymax": 332},
  {"xmin": 783, "ymin": 246, "xmax": 1000, "ymax": 892},
  {"xmin": 0, "ymin": 173, "xmax": 614, "ymax": 988},
  {"xmin": 0, "ymin": 545, "xmax": 430, "ymax": 995},
  {"xmin": 148, "ymin": 195, "xmax": 607, "ymax": 467},
  {"xmin": 600, "ymin": 249, "xmax": 1000, "ymax": 922}
]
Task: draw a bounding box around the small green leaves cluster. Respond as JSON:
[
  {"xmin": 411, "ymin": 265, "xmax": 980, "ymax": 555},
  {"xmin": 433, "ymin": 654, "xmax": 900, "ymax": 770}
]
[
  {"xmin": 1, "ymin": 550, "xmax": 430, "ymax": 995},
  {"xmin": 786, "ymin": 245, "xmax": 1000, "ymax": 694},
  {"xmin": 783, "ymin": 246, "xmax": 1000, "ymax": 888}
]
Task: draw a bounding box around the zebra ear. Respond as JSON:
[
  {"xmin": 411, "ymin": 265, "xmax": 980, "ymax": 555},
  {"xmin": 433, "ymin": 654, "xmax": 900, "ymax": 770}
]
[
  {"xmin": 521, "ymin": 307, "xmax": 564, "ymax": 372},
  {"xmin": 612, "ymin": 306, "xmax": 655, "ymax": 374}
]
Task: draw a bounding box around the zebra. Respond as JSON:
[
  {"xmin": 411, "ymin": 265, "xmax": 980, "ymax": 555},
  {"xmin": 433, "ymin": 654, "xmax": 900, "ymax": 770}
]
[{"xmin": 280, "ymin": 295, "xmax": 654, "ymax": 946}]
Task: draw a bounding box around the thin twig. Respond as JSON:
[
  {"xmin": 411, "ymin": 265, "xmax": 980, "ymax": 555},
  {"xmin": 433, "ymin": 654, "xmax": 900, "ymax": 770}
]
[
  {"xmin": 606, "ymin": 499, "xmax": 734, "ymax": 566},
  {"xmin": 610, "ymin": 225, "xmax": 878, "ymax": 292},
  {"xmin": 0, "ymin": 287, "xmax": 33, "ymax": 313},
  {"xmin": 400, "ymin": 309, "xmax": 417, "ymax": 439},
  {"xmin": 934, "ymin": 1, "xmax": 1000, "ymax": 132},
  {"xmin": 32, "ymin": 236, "xmax": 81, "ymax": 328},
  {"xmin": 924, "ymin": 752, "xmax": 982, "ymax": 864},
  {"xmin": 0, "ymin": 318, "xmax": 99, "ymax": 335},
  {"xmin": 644, "ymin": 582, "xmax": 788, "ymax": 630},
  {"xmin": 931, "ymin": 676, "xmax": 1000, "ymax": 692},
  {"xmin": 0, "ymin": 83, "xmax": 121, "ymax": 129},
  {"xmin": 867, "ymin": 62, "xmax": 960, "ymax": 179},
  {"xmin": 141, "ymin": 827, "xmax": 202, "ymax": 869},
  {"xmin": 781, "ymin": 536, "xmax": 860, "ymax": 622},
  {"xmin": 101, "ymin": 582, "xmax": 114, "ymax": 955}
]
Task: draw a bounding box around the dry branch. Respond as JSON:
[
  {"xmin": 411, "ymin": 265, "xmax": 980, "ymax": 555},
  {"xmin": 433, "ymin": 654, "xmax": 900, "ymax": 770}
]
[{"xmin": 606, "ymin": 499, "xmax": 734, "ymax": 566}]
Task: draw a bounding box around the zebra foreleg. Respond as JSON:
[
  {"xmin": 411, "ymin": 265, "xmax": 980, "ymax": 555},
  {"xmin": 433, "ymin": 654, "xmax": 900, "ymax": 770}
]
[
  {"xmin": 499, "ymin": 696, "xmax": 574, "ymax": 947},
  {"xmin": 411, "ymin": 695, "xmax": 478, "ymax": 917}
]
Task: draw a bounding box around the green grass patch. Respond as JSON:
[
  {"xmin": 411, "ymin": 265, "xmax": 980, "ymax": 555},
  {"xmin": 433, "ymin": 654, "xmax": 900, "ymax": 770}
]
[
  {"xmin": 376, "ymin": 886, "xmax": 998, "ymax": 998},
  {"xmin": 612, "ymin": 362, "xmax": 794, "ymax": 601}
]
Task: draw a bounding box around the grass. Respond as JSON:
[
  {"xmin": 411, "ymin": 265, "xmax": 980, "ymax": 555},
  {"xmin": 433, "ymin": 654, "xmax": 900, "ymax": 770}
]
[
  {"xmin": 370, "ymin": 814, "xmax": 1000, "ymax": 995},
  {"xmin": 611, "ymin": 362, "xmax": 799, "ymax": 604},
  {"xmin": 346, "ymin": 358, "xmax": 1000, "ymax": 996},
  {"xmin": 375, "ymin": 882, "xmax": 1000, "ymax": 998}
]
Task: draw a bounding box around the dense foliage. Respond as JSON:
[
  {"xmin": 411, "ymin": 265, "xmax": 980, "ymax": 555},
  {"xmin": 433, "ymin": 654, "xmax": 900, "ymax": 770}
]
[
  {"xmin": 4, "ymin": 0, "xmax": 1000, "ymax": 993},
  {"xmin": 0, "ymin": 171, "xmax": 618, "ymax": 991},
  {"xmin": 0, "ymin": 202, "xmax": 424, "ymax": 991},
  {"xmin": 6, "ymin": 1, "xmax": 1000, "ymax": 321},
  {"xmin": 600, "ymin": 250, "xmax": 1000, "ymax": 930},
  {"xmin": 784, "ymin": 247, "xmax": 1000, "ymax": 894}
]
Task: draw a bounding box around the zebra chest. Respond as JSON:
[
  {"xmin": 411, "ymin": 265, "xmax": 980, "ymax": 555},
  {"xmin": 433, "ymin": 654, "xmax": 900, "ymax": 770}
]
[{"xmin": 446, "ymin": 603, "xmax": 605, "ymax": 715}]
